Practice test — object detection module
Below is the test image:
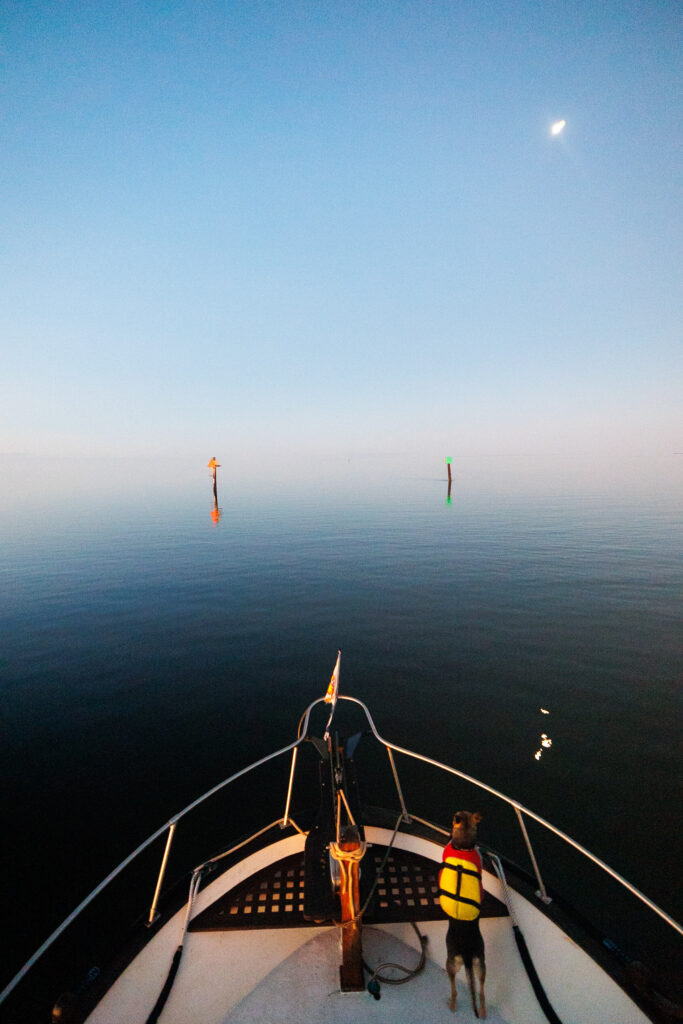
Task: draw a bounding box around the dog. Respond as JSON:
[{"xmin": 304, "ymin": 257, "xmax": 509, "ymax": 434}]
[{"xmin": 441, "ymin": 811, "xmax": 486, "ymax": 1017}]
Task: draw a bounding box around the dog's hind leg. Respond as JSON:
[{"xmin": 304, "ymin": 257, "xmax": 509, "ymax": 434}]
[
  {"xmin": 473, "ymin": 955, "xmax": 486, "ymax": 1019},
  {"xmin": 446, "ymin": 954, "xmax": 463, "ymax": 1012},
  {"xmin": 465, "ymin": 963, "xmax": 479, "ymax": 1018}
]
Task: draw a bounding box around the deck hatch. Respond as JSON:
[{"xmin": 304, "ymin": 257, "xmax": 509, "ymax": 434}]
[{"xmin": 188, "ymin": 847, "xmax": 507, "ymax": 931}]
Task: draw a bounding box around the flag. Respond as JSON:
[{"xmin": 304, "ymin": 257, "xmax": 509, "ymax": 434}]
[
  {"xmin": 323, "ymin": 650, "xmax": 341, "ymax": 740},
  {"xmin": 324, "ymin": 650, "xmax": 341, "ymax": 704}
]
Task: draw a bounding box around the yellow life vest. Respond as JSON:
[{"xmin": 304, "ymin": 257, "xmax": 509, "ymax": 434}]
[{"xmin": 439, "ymin": 854, "xmax": 482, "ymax": 921}]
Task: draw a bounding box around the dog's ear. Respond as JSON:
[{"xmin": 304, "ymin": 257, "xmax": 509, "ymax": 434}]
[{"xmin": 472, "ymin": 812, "xmax": 482, "ymax": 825}]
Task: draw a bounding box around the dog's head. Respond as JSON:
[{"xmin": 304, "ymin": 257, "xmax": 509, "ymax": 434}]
[{"xmin": 450, "ymin": 811, "xmax": 482, "ymax": 850}]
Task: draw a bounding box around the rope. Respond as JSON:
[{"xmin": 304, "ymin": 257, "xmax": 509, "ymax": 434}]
[
  {"xmin": 337, "ymin": 787, "xmax": 357, "ymax": 830},
  {"xmin": 326, "ymin": 806, "xmax": 427, "ymax": 998},
  {"xmin": 489, "ymin": 854, "xmax": 564, "ymax": 1024},
  {"xmin": 144, "ymin": 868, "xmax": 202, "ymax": 1024},
  {"xmin": 182, "ymin": 868, "xmax": 203, "ymax": 937},
  {"xmin": 349, "ymin": 811, "xmax": 428, "ymax": 996},
  {"xmin": 329, "ymin": 841, "xmax": 367, "ymax": 897},
  {"xmin": 329, "ymin": 811, "xmax": 404, "ymax": 930},
  {"xmin": 358, "ymin": 812, "xmax": 404, "ymax": 919},
  {"xmin": 489, "ymin": 854, "xmax": 515, "ymax": 920},
  {"xmin": 363, "ymin": 920, "xmax": 429, "ymax": 992}
]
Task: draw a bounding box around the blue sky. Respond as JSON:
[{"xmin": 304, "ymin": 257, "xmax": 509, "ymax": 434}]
[{"xmin": 1, "ymin": 1, "xmax": 680, "ymax": 459}]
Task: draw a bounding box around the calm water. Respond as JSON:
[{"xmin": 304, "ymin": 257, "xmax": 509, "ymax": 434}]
[{"xmin": 1, "ymin": 453, "xmax": 681, "ymax": 993}]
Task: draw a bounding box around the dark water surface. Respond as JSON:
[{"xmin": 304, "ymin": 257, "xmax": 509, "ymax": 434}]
[{"xmin": 1, "ymin": 453, "xmax": 681, "ymax": 996}]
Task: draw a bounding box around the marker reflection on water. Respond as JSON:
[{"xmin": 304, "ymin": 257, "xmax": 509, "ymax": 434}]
[{"xmin": 534, "ymin": 709, "xmax": 553, "ymax": 761}]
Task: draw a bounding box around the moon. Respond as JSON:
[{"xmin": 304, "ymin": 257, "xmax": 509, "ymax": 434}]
[{"xmin": 551, "ymin": 119, "xmax": 566, "ymax": 136}]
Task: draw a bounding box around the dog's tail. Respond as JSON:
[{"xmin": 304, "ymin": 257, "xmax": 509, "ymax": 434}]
[{"xmin": 465, "ymin": 965, "xmax": 479, "ymax": 1019}]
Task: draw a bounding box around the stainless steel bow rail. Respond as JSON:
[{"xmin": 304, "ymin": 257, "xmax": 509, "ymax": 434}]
[{"xmin": 2, "ymin": 694, "xmax": 681, "ymax": 1008}]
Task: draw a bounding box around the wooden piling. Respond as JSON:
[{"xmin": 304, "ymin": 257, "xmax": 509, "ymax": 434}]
[{"xmin": 338, "ymin": 826, "xmax": 365, "ymax": 992}]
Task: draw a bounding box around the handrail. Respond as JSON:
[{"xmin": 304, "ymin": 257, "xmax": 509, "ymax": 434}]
[
  {"xmin": 337, "ymin": 695, "xmax": 683, "ymax": 936},
  {"xmin": 147, "ymin": 821, "xmax": 177, "ymax": 925},
  {"xmin": 0, "ymin": 697, "xmax": 326, "ymax": 1008},
  {"xmin": 1, "ymin": 693, "xmax": 680, "ymax": 1009}
]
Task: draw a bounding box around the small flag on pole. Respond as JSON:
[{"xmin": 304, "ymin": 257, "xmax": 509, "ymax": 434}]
[
  {"xmin": 324, "ymin": 650, "xmax": 341, "ymax": 704},
  {"xmin": 323, "ymin": 650, "xmax": 341, "ymax": 740}
]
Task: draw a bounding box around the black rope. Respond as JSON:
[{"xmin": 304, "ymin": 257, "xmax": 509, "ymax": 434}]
[
  {"xmin": 144, "ymin": 944, "xmax": 183, "ymax": 1024},
  {"xmin": 362, "ymin": 920, "xmax": 428, "ymax": 997},
  {"xmin": 488, "ymin": 852, "xmax": 564, "ymax": 1024},
  {"xmin": 512, "ymin": 925, "xmax": 564, "ymax": 1024}
]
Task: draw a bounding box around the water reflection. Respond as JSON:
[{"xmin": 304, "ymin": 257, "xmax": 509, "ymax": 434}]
[
  {"xmin": 534, "ymin": 709, "xmax": 553, "ymax": 762},
  {"xmin": 210, "ymin": 491, "xmax": 222, "ymax": 526}
]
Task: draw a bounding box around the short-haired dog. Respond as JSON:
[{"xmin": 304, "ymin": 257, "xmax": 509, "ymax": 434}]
[{"xmin": 439, "ymin": 811, "xmax": 486, "ymax": 1017}]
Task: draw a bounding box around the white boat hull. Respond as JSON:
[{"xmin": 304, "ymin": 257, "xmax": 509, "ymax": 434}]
[{"xmin": 84, "ymin": 828, "xmax": 651, "ymax": 1024}]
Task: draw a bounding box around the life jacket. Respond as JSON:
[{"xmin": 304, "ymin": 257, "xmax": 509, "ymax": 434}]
[{"xmin": 439, "ymin": 845, "xmax": 482, "ymax": 921}]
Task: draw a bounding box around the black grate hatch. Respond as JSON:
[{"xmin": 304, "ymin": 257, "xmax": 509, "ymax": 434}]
[{"xmin": 189, "ymin": 845, "xmax": 507, "ymax": 931}]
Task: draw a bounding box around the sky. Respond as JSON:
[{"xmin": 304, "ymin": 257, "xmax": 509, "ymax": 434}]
[{"xmin": 1, "ymin": 0, "xmax": 681, "ymax": 460}]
